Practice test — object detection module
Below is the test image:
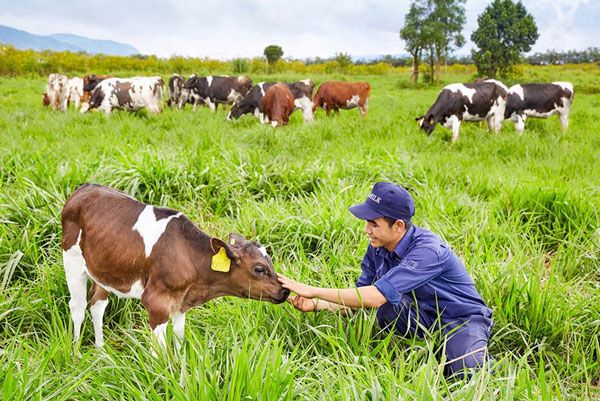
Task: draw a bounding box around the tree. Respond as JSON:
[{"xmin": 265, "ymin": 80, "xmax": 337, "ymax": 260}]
[
  {"xmin": 263, "ymin": 45, "xmax": 283, "ymax": 72},
  {"xmin": 334, "ymin": 52, "xmax": 352, "ymax": 72},
  {"xmin": 400, "ymin": 0, "xmax": 465, "ymax": 85},
  {"xmin": 471, "ymin": 0, "xmax": 538, "ymax": 78},
  {"xmin": 400, "ymin": 1, "xmax": 429, "ymax": 84},
  {"xmin": 426, "ymin": 0, "xmax": 466, "ymax": 84}
]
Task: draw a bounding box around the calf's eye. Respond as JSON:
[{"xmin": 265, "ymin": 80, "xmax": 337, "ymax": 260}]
[{"xmin": 254, "ymin": 266, "xmax": 265, "ymax": 274}]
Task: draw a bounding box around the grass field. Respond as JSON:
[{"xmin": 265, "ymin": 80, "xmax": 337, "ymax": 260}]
[{"xmin": 0, "ymin": 69, "xmax": 599, "ymax": 400}]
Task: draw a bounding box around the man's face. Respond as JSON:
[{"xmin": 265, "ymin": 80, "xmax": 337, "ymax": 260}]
[{"xmin": 364, "ymin": 217, "xmax": 404, "ymax": 251}]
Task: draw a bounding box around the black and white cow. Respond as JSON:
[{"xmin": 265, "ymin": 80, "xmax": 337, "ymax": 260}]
[
  {"xmin": 416, "ymin": 80, "xmax": 508, "ymax": 142},
  {"xmin": 167, "ymin": 74, "xmax": 185, "ymax": 108},
  {"xmin": 179, "ymin": 75, "xmax": 252, "ymax": 112},
  {"xmin": 227, "ymin": 80, "xmax": 314, "ymax": 123},
  {"xmin": 80, "ymin": 77, "xmax": 164, "ymax": 114},
  {"xmin": 505, "ymin": 82, "xmax": 574, "ymax": 133}
]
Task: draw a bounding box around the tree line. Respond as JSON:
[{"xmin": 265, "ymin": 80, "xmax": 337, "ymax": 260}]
[{"xmin": 400, "ymin": 0, "xmax": 539, "ymax": 83}]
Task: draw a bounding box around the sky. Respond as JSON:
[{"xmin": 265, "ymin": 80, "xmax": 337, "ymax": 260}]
[{"xmin": 0, "ymin": 0, "xmax": 598, "ymax": 59}]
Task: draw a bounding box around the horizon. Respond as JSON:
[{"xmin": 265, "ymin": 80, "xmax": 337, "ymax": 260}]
[{"xmin": 0, "ymin": 1, "xmax": 598, "ymax": 59}]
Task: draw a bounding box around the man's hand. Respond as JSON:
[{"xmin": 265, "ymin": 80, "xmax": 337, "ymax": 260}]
[
  {"xmin": 287, "ymin": 295, "xmax": 318, "ymax": 312},
  {"xmin": 277, "ymin": 274, "xmax": 317, "ymax": 298}
]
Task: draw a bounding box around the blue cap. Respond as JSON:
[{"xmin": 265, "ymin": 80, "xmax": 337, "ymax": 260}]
[{"xmin": 349, "ymin": 182, "xmax": 415, "ymax": 221}]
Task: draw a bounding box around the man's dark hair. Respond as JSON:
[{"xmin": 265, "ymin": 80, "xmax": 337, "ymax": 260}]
[{"xmin": 383, "ymin": 216, "xmax": 412, "ymax": 230}]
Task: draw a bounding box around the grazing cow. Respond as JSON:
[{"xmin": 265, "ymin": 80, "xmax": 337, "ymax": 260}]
[
  {"xmin": 81, "ymin": 74, "xmax": 113, "ymax": 105},
  {"xmin": 46, "ymin": 73, "xmax": 69, "ymax": 111},
  {"xmin": 227, "ymin": 80, "xmax": 315, "ymax": 123},
  {"xmin": 505, "ymin": 82, "xmax": 574, "ymax": 133},
  {"xmin": 167, "ymin": 74, "xmax": 185, "ymax": 108},
  {"xmin": 81, "ymin": 77, "xmax": 164, "ymax": 114},
  {"xmin": 312, "ymin": 81, "xmax": 371, "ymax": 117},
  {"xmin": 61, "ymin": 184, "xmax": 289, "ymax": 348},
  {"xmin": 66, "ymin": 77, "xmax": 84, "ymax": 110},
  {"xmin": 416, "ymin": 81, "xmax": 508, "ymax": 142},
  {"xmin": 262, "ymin": 83, "xmax": 296, "ymax": 127},
  {"xmin": 180, "ymin": 75, "xmax": 252, "ymax": 111}
]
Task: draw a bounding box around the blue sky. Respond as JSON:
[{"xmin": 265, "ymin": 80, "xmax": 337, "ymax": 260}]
[{"xmin": 0, "ymin": 0, "xmax": 597, "ymax": 59}]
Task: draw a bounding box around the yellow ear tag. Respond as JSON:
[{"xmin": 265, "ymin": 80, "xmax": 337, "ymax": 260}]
[
  {"xmin": 230, "ymin": 238, "xmax": 236, "ymax": 245},
  {"xmin": 211, "ymin": 247, "xmax": 231, "ymax": 272}
]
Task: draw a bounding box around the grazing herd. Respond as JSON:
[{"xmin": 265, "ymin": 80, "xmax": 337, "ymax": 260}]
[{"xmin": 43, "ymin": 72, "xmax": 574, "ymax": 140}]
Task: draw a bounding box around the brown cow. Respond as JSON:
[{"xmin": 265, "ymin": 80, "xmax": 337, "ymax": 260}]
[
  {"xmin": 42, "ymin": 92, "xmax": 51, "ymax": 107},
  {"xmin": 262, "ymin": 83, "xmax": 295, "ymax": 127},
  {"xmin": 61, "ymin": 184, "xmax": 289, "ymax": 349},
  {"xmin": 312, "ymin": 81, "xmax": 371, "ymax": 117}
]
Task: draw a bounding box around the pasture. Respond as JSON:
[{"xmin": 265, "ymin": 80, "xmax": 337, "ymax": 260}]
[{"xmin": 0, "ymin": 69, "xmax": 599, "ymax": 400}]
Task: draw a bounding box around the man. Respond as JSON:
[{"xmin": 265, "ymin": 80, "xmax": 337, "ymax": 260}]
[{"xmin": 277, "ymin": 182, "xmax": 493, "ymax": 377}]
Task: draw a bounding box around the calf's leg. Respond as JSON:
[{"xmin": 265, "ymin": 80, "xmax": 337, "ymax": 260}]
[{"xmin": 89, "ymin": 283, "xmax": 110, "ymax": 347}]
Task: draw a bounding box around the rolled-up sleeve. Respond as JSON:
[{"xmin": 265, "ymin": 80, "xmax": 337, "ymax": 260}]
[
  {"xmin": 356, "ymin": 249, "xmax": 376, "ymax": 287},
  {"xmin": 374, "ymin": 247, "xmax": 444, "ymax": 306}
]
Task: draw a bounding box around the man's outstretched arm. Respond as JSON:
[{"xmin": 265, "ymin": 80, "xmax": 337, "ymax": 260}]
[{"xmin": 278, "ymin": 274, "xmax": 387, "ymax": 309}]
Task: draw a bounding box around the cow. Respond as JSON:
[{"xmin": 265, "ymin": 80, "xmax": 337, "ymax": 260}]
[
  {"xmin": 179, "ymin": 75, "xmax": 252, "ymax": 111},
  {"xmin": 66, "ymin": 77, "xmax": 84, "ymax": 110},
  {"xmin": 42, "ymin": 92, "xmax": 51, "ymax": 107},
  {"xmin": 45, "ymin": 73, "xmax": 69, "ymax": 111},
  {"xmin": 227, "ymin": 80, "xmax": 315, "ymax": 123},
  {"xmin": 312, "ymin": 81, "xmax": 371, "ymax": 117},
  {"xmin": 167, "ymin": 74, "xmax": 185, "ymax": 108},
  {"xmin": 416, "ymin": 80, "xmax": 508, "ymax": 142},
  {"xmin": 504, "ymin": 82, "xmax": 574, "ymax": 133},
  {"xmin": 61, "ymin": 184, "xmax": 290, "ymax": 349},
  {"xmin": 81, "ymin": 74, "xmax": 113, "ymax": 105},
  {"xmin": 262, "ymin": 83, "xmax": 296, "ymax": 127},
  {"xmin": 80, "ymin": 77, "xmax": 164, "ymax": 114}
]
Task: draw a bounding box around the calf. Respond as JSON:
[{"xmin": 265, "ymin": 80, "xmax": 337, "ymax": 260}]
[
  {"xmin": 228, "ymin": 80, "xmax": 314, "ymax": 123},
  {"xmin": 167, "ymin": 74, "xmax": 185, "ymax": 108},
  {"xmin": 312, "ymin": 81, "xmax": 371, "ymax": 117},
  {"xmin": 262, "ymin": 83, "xmax": 296, "ymax": 127},
  {"xmin": 81, "ymin": 74, "xmax": 113, "ymax": 105},
  {"xmin": 61, "ymin": 184, "xmax": 289, "ymax": 348},
  {"xmin": 42, "ymin": 92, "xmax": 51, "ymax": 107},
  {"xmin": 81, "ymin": 77, "xmax": 164, "ymax": 114},
  {"xmin": 180, "ymin": 75, "xmax": 252, "ymax": 111},
  {"xmin": 416, "ymin": 80, "xmax": 507, "ymax": 142},
  {"xmin": 505, "ymin": 82, "xmax": 574, "ymax": 133},
  {"xmin": 67, "ymin": 77, "xmax": 84, "ymax": 110},
  {"xmin": 46, "ymin": 73, "xmax": 69, "ymax": 111}
]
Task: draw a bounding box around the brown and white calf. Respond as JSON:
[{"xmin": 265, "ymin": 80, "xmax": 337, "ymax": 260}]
[
  {"xmin": 61, "ymin": 184, "xmax": 289, "ymax": 348},
  {"xmin": 262, "ymin": 83, "xmax": 296, "ymax": 127},
  {"xmin": 46, "ymin": 73, "xmax": 69, "ymax": 111},
  {"xmin": 505, "ymin": 82, "xmax": 574, "ymax": 133},
  {"xmin": 81, "ymin": 74, "xmax": 113, "ymax": 105},
  {"xmin": 312, "ymin": 81, "xmax": 371, "ymax": 117}
]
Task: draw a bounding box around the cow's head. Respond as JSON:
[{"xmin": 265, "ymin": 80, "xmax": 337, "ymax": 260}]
[
  {"xmin": 210, "ymin": 234, "xmax": 289, "ymax": 304},
  {"xmin": 416, "ymin": 114, "xmax": 436, "ymax": 135}
]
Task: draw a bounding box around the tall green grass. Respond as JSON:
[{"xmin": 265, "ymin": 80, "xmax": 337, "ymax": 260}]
[{"xmin": 0, "ymin": 71, "xmax": 599, "ymax": 400}]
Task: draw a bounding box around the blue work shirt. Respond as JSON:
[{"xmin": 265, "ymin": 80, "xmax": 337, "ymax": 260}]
[{"xmin": 356, "ymin": 225, "xmax": 492, "ymax": 322}]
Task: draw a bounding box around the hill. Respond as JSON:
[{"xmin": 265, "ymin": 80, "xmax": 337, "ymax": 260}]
[{"xmin": 0, "ymin": 25, "xmax": 139, "ymax": 56}]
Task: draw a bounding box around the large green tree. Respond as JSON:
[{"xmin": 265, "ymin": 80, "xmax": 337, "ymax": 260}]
[
  {"xmin": 263, "ymin": 45, "xmax": 283, "ymax": 72},
  {"xmin": 426, "ymin": 0, "xmax": 466, "ymax": 84},
  {"xmin": 400, "ymin": 0, "xmax": 465, "ymax": 85},
  {"xmin": 471, "ymin": 0, "xmax": 538, "ymax": 78},
  {"xmin": 400, "ymin": 1, "xmax": 429, "ymax": 84}
]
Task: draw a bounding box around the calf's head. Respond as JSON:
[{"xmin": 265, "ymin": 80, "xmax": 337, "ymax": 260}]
[
  {"xmin": 416, "ymin": 114, "xmax": 436, "ymax": 135},
  {"xmin": 211, "ymin": 234, "xmax": 289, "ymax": 303}
]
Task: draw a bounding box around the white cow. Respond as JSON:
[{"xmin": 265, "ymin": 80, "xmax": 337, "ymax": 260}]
[
  {"xmin": 80, "ymin": 77, "xmax": 164, "ymax": 114},
  {"xmin": 46, "ymin": 73, "xmax": 69, "ymax": 111}
]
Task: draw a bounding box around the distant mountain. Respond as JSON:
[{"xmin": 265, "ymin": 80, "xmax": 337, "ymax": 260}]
[{"xmin": 0, "ymin": 25, "xmax": 140, "ymax": 56}]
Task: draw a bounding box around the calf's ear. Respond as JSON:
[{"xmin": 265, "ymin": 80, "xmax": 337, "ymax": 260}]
[
  {"xmin": 210, "ymin": 237, "xmax": 237, "ymax": 261},
  {"xmin": 227, "ymin": 233, "xmax": 248, "ymax": 248},
  {"xmin": 416, "ymin": 116, "xmax": 425, "ymax": 126}
]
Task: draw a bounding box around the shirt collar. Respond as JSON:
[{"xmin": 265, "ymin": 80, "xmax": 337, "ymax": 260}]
[{"xmin": 373, "ymin": 225, "xmax": 415, "ymax": 259}]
